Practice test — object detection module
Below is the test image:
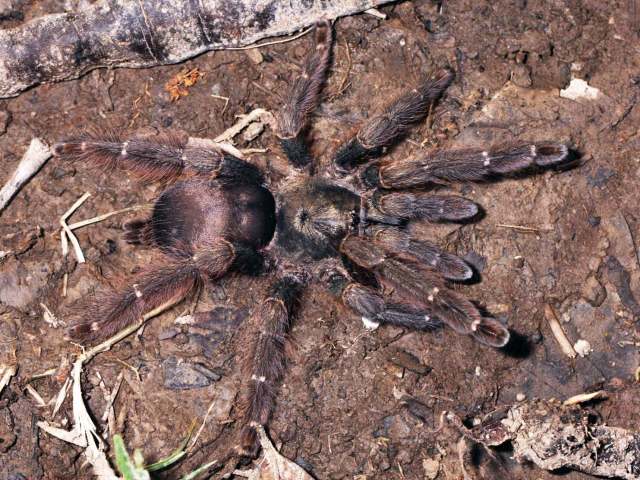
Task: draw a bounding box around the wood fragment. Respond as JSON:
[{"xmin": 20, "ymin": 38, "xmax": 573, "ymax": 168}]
[
  {"xmin": 365, "ymin": 8, "xmax": 387, "ymax": 19},
  {"xmin": 60, "ymin": 192, "xmax": 91, "ymax": 263},
  {"xmin": 0, "ymin": 138, "xmax": 51, "ymax": 214},
  {"xmin": 544, "ymin": 304, "xmax": 577, "ymax": 358},
  {"xmin": 496, "ymin": 223, "xmax": 550, "ymax": 233},
  {"xmin": 0, "ymin": 363, "xmax": 17, "ymax": 396},
  {"xmin": 25, "ymin": 384, "xmax": 47, "ymax": 406},
  {"xmin": 0, "ymin": 0, "xmax": 394, "ymax": 98},
  {"xmin": 563, "ymin": 390, "xmax": 607, "ymax": 406}
]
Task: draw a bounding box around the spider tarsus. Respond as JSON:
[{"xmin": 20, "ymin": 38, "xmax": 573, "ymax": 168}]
[{"xmin": 472, "ymin": 317, "xmax": 511, "ymax": 348}]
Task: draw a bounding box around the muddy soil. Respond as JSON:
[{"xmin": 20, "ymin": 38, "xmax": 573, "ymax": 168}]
[{"xmin": 1, "ymin": 1, "xmax": 639, "ymax": 479}]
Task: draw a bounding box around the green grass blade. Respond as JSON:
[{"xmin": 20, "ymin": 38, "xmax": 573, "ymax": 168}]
[{"xmin": 113, "ymin": 434, "xmax": 151, "ymax": 480}]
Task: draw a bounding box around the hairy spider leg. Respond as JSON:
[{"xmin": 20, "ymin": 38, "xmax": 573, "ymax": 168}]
[
  {"xmin": 333, "ymin": 69, "xmax": 454, "ymax": 172},
  {"xmin": 369, "ymin": 226, "xmax": 473, "ymax": 281},
  {"xmin": 236, "ymin": 272, "xmax": 307, "ymax": 456},
  {"xmin": 364, "ymin": 142, "xmax": 570, "ymax": 189},
  {"xmin": 67, "ymin": 240, "xmax": 235, "ymax": 341},
  {"xmin": 340, "ymin": 234, "xmax": 510, "ymax": 348},
  {"xmin": 53, "ymin": 129, "xmax": 263, "ymax": 184},
  {"xmin": 277, "ymin": 20, "xmax": 333, "ymax": 168}
]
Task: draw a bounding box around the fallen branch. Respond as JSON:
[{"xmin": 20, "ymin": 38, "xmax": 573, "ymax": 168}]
[
  {"xmin": 0, "ymin": 138, "xmax": 51, "ymax": 214},
  {"xmin": 0, "ymin": 0, "xmax": 393, "ymax": 98}
]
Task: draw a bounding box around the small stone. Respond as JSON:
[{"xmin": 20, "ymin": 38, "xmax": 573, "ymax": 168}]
[
  {"xmin": 423, "ymin": 458, "xmax": 440, "ymax": 479},
  {"xmin": 581, "ymin": 275, "xmax": 606, "ymax": 307},
  {"xmin": 0, "ymin": 110, "xmax": 11, "ymax": 135},
  {"xmin": 210, "ymin": 83, "xmax": 223, "ymax": 96},
  {"xmin": 588, "ymin": 215, "xmax": 601, "ymax": 227},
  {"xmin": 511, "ymin": 64, "xmax": 532, "ymax": 88},
  {"xmin": 162, "ymin": 356, "xmax": 221, "ymax": 390},
  {"xmin": 158, "ymin": 328, "xmax": 179, "ymax": 340},
  {"xmin": 512, "ymin": 256, "xmax": 525, "ymax": 268},
  {"xmin": 245, "ymin": 49, "xmax": 263, "ymax": 64},
  {"xmin": 516, "ymin": 393, "xmax": 526, "ymax": 402},
  {"xmin": 386, "ymin": 348, "xmax": 431, "ymax": 375},
  {"xmin": 588, "ymin": 257, "xmax": 601, "ymax": 271},
  {"xmin": 560, "ymin": 78, "xmax": 601, "ymax": 101},
  {"xmin": 402, "ymin": 397, "xmax": 431, "ymax": 423},
  {"xmin": 574, "ymin": 339, "xmax": 592, "ymax": 357}
]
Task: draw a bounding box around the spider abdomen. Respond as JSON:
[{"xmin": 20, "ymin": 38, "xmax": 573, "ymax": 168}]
[{"xmin": 151, "ymin": 180, "xmax": 275, "ymax": 256}]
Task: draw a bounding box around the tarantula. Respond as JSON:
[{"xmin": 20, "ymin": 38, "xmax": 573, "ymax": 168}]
[{"xmin": 54, "ymin": 21, "xmax": 570, "ymax": 461}]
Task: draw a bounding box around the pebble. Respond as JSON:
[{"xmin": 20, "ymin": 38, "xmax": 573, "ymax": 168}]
[
  {"xmin": 386, "ymin": 348, "xmax": 431, "ymax": 375},
  {"xmin": 162, "ymin": 356, "xmax": 221, "ymax": 390},
  {"xmin": 573, "ymin": 339, "xmax": 592, "ymax": 357},
  {"xmin": 244, "ymin": 49, "xmax": 264, "ymax": 64},
  {"xmin": 511, "ymin": 64, "xmax": 532, "ymax": 87},
  {"xmin": 581, "ymin": 275, "xmax": 607, "ymax": 307},
  {"xmin": 423, "ymin": 458, "xmax": 440, "ymax": 479},
  {"xmin": 0, "ymin": 110, "xmax": 11, "ymax": 135}
]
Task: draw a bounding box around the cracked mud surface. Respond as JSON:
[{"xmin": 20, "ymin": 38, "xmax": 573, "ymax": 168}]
[{"xmin": 1, "ymin": 1, "xmax": 639, "ymax": 479}]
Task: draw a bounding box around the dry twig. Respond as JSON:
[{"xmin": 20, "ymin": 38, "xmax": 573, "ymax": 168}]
[
  {"xmin": 0, "ymin": 138, "xmax": 51, "ymax": 214},
  {"xmin": 544, "ymin": 304, "xmax": 577, "ymax": 358}
]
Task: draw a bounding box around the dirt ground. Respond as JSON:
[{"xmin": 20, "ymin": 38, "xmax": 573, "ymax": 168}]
[{"xmin": 1, "ymin": 0, "xmax": 639, "ymax": 479}]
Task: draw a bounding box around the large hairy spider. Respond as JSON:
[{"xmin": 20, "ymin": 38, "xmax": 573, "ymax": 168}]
[{"xmin": 54, "ymin": 21, "xmax": 570, "ymax": 463}]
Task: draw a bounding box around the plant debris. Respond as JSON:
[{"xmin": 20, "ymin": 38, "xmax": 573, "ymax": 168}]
[
  {"xmin": 463, "ymin": 400, "xmax": 640, "ymax": 479},
  {"xmin": 165, "ymin": 68, "xmax": 204, "ymax": 102}
]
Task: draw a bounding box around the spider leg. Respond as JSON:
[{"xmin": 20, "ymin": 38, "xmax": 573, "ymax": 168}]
[
  {"xmin": 53, "ymin": 129, "xmax": 263, "ymax": 184},
  {"xmin": 365, "ymin": 142, "xmax": 570, "ymax": 189},
  {"xmin": 67, "ymin": 240, "xmax": 235, "ymax": 342},
  {"xmin": 370, "ymin": 226, "xmax": 473, "ymax": 281},
  {"xmin": 236, "ymin": 271, "xmax": 307, "ymax": 456},
  {"xmin": 340, "ymin": 234, "xmax": 509, "ymax": 347},
  {"xmin": 343, "ymin": 283, "xmax": 441, "ymax": 330},
  {"xmin": 371, "ymin": 191, "xmax": 479, "ymax": 222},
  {"xmin": 277, "ymin": 20, "xmax": 333, "ymax": 168},
  {"xmin": 333, "ymin": 69, "xmax": 454, "ymax": 172}
]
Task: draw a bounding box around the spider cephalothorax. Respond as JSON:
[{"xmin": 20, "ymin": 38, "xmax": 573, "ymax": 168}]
[{"xmin": 54, "ymin": 20, "xmax": 571, "ymax": 462}]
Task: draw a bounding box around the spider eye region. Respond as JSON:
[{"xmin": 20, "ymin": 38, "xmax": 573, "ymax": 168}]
[{"xmin": 275, "ymin": 181, "xmax": 360, "ymax": 261}]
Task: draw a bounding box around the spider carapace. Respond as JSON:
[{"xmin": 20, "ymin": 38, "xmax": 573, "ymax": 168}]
[{"xmin": 54, "ymin": 20, "xmax": 571, "ymax": 462}]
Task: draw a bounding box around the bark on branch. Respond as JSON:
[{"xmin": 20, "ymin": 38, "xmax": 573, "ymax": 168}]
[{"xmin": 0, "ymin": 0, "xmax": 393, "ymax": 98}]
